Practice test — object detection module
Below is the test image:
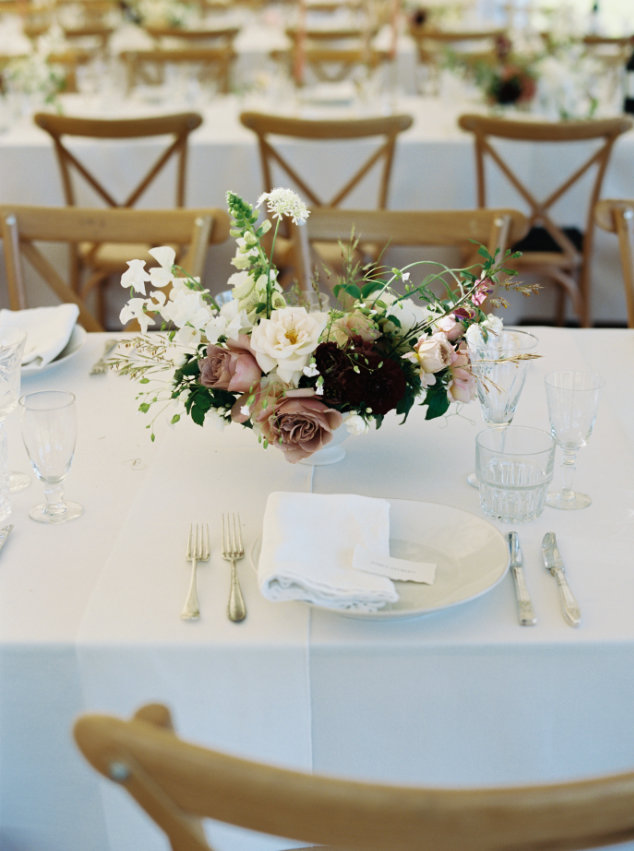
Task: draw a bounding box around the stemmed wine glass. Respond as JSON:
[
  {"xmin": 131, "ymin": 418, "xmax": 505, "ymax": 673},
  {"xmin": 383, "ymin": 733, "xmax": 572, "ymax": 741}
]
[
  {"xmin": 544, "ymin": 370, "xmax": 604, "ymax": 510},
  {"xmin": 466, "ymin": 328, "xmax": 538, "ymax": 487},
  {"xmin": 0, "ymin": 327, "xmax": 28, "ymax": 522},
  {"xmin": 19, "ymin": 390, "xmax": 83, "ymax": 524}
]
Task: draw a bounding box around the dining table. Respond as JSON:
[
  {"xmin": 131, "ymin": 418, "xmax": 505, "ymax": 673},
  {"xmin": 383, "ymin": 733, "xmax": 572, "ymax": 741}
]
[{"xmin": 0, "ymin": 323, "xmax": 633, "ymax": 850}]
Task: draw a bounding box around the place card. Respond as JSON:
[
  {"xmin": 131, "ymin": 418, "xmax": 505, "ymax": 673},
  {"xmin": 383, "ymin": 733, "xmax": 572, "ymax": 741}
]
[{"xmin": 352, "ymin": 545, "xmax": 436, "ymax": 585}]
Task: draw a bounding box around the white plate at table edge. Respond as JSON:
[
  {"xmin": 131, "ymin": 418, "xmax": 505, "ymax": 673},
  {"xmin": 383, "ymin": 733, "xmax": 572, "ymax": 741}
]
[
  {"xmin": 22, "ymin": 325, "xmax": 87, "ymax": 375},
  {"xmin": 251, "ymin": 498, "xmax": 509, "ymax": 621}
]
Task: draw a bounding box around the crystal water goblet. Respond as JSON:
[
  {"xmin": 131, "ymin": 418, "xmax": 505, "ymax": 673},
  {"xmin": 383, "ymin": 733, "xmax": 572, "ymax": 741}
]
[
  {"xmin": 19, "ymin": 390, "xmax": 83, "ymax": 524},
  {"xmin": 0, "ymin": 328, "xmax": 31, "ymax": 506},
  {"xmin": 544, "ymin": 370, "xmax": 604, "ymax": 510},
  {"xmin": 466, "ymin": 328, "xmax": 538, "ymax": 487}
]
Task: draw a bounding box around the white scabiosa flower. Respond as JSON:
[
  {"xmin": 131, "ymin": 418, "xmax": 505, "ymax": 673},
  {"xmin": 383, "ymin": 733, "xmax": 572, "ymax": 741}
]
[{"xmin": 257, "ymin": 188, "xmax": 310, "ymax": 225}]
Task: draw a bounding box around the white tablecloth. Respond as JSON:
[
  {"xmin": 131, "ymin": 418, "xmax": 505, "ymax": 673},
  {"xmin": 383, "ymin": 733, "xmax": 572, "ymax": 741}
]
[{"xmin": 0, "ymin": 326, "xmax": 633, "ymax": 850}]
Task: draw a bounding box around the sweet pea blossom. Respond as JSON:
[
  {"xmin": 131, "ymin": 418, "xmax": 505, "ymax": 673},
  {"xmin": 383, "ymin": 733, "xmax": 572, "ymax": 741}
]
[
  {"xmin": 148, "ymin": 246, "xmax": 176, "ymax": 288},
  {"xmin": 249, "ymin": 306, "xmax": 327, "ymax": 384},
  {"xmin": 121, "ymin": 259, "xmax": 151, "ymax": 295}
]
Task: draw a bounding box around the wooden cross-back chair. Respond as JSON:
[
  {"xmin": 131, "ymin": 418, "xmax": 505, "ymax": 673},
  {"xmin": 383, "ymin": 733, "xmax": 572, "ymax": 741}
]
[
  {"xmin": 271, "ymin": 45, "xmax": 390, "ymax": 84},
  {"xmin": 120, "ymin": 47, "xmax": 235, "ymax": 95},
  {"xmin": 594, "ymin": 199, "xmax": 634, "ymax": 328},
  {"xmin": 73, "ymin": 702, "xmax": 634, "ymax": 851},
  {"xmin": 408, "ymin": 26, "xmax": 504, "ymax": 91},
  {"xmin": 457, "ymin": 113, "xmax": 633, "ymax": 327},
  {"xmin": 143, "ymin": 24, "xmax": 240, "ymax": 48},
  {"xmin": 32, "ymin": 110, "xmax": 203, "ymax": 325},
  {"xmin": 0, "ymin": 206, "xmax": 230, "ymax": 332},
  {"xmin": 239, "ymin": 110, "xmax": 413, "ymax": 284},
  {"xmin": 292, "ymin": 207, "xmax": 529, "ymax": 293}
]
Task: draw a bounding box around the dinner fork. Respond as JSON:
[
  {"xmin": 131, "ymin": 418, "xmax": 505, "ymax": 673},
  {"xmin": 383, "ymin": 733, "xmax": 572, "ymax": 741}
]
[
  {"xmin": 89, "ymin": 339, "xmax": 119, "ymax": 375},
  {"xmin": 180, "ymin": 523, "xmax": 210, "ymax": 621},
  {"xmin": 222, "ymin": 513, "xmax": 247, "ymax": 623}
]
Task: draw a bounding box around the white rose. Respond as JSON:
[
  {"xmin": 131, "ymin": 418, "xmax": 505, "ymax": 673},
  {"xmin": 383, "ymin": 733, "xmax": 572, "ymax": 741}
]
[
  {"xmin": 342, "ymin": 413, "xmax": 369, "ymax": 435},
  {"xmin": 249, "ymin": 307, "xmax": 327, "ymax": 384}
]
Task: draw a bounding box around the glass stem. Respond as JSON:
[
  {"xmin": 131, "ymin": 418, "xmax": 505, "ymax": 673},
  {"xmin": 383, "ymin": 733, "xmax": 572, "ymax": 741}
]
[
  {"xmin": 43, "ymin": 483, "xmax": 67, "ymax": 518},
  {"xmin": 560, "ymin": 449, "xmax": 578, "ymax": 502},
  {"xmin": 0, "ymin": 419, "xmax": 9, "ymax": 523}
]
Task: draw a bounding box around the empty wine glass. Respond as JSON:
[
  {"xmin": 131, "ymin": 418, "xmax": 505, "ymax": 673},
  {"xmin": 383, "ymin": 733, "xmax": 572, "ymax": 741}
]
[
  {"xmin": 0, "ymin": 327, "xmax": 27, "ymax": 522},
  {"xmin": 466, "ymin": 328, "xmax": 538, "ymax": 487},
  {"xmin": 545, "ymin": 370, "xmax": 604, "ymax": 510},
  {"xmin": 19, "ymin": 390, "xmax": 83, "ymax": 524}
]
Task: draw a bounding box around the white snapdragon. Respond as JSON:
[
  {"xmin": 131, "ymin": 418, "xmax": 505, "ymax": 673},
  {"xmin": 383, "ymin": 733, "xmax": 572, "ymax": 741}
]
[
  {"xmin": 257, "ymin": 188, "xmax": 310, "ymax": 225},
  {"xmin": 204, "ymin": 298, "xmax": 251, "ymax": 344}
]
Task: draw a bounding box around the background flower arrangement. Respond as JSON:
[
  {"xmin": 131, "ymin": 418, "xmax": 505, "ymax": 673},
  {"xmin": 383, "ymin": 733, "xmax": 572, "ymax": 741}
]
[{"xmin": 114, "ymin": 188, "xmax": 535, "ymax": 463}]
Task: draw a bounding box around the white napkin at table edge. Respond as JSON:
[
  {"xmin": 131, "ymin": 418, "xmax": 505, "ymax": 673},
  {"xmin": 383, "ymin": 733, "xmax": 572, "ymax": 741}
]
[
  {"xmin": 258, "ymin": 491, "xmax": 399, "ymax": 613},
  {"xmin": 0, "ymin": 305, "xmax": 79, "ymax": 369}
]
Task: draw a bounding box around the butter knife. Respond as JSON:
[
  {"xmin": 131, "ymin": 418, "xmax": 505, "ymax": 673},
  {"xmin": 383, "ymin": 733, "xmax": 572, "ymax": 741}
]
[
  {"xmin": 0, "ymin": 524, "xmax": 13, "ymax": 555},
  {"xmin": 507, "ymin": 531, "xmax": 537, "ymax": 626},
  {"xmin": 541, "ymin": 532, "xmax": 581, "ymax": 627}
]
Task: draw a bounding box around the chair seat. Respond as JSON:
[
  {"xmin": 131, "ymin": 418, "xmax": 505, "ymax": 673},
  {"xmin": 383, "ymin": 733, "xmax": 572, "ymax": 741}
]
[
  {"xmin": 512, "ymin": 225, "xmax": 584, "ymax": 255},
  {"xmin": 78, "ymin": 241, "xmax": 179, "ymax": 271}
]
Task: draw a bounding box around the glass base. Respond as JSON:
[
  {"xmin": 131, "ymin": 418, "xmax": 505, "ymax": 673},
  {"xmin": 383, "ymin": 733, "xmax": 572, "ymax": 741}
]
[
  {"xmin": 466, "ymin": 471, "xmax": 479, "ymax": 489},
  {"xmin": 299, "ymin": 445, "xmax": 346, "ymax": 466},
  {"xmin": 546, "ymin": 490, "xmax": 591, "ymax": 510},
  {"xmin": 9, "ymin": 471, "xmax": 31, "ymax": 493},
  {"xmin": 29, "ymin": 501, "xmax": 83, "ymax": 524}
]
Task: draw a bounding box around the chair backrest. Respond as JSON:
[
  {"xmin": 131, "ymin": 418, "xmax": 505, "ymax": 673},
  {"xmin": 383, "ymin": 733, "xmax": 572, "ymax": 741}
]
[
  {"xmin": 33, "ymin": 110, "xmax": 203, "ymax": 210},
  {"xmin": 292, "ymin": 207, "xmax": 529, "ymax": 290},
  {"xmin": 73, "ymin": 702, "xmax": 634, "ymax": 851},
  {"xmin": 408, "ymin": 26, "xmax": 504, "ymax": 63},
  {"xmin": 457, "ymin": 112, "xmax": 633, "ymax": 325},
  {"xmin": 0, "ymin": 206, "xmax": 230, "ymax": 332},
  {"xmin": 273, "ymin": 44, "xmax": 390, "ymax": 84},
  {"xmin": 144, "ymin": 24, "xmax": 240, "ymax": 48},
  {"xmin": 239, "ymin": 110, "xmax": 413, "ymax": 210},
  {"xmin": 594, "ymin": 198, "xmax": 634, "ymax": 328},
  {"xmin": 120, "ymin": 47, "xmax": 235, "ymax": 94}
]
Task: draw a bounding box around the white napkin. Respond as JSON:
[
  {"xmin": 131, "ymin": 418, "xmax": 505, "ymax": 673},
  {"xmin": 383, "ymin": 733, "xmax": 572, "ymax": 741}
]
[
  {"xmin": 258, "ymin": 492, "xmax": 399, "ymax": 613},
  {"xmin": 0, "ymin": 305, "xmax": 79, "ymax": 369}
]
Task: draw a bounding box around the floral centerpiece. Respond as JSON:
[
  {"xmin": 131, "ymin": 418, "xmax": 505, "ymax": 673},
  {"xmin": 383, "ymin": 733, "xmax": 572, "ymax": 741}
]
[
  {"xmin": 459, "ymin": 35, "xmax": 538, "ymax": 109},
  {"xmin": 113, "ymin": 189, "xmax": 535, "ymax": 463},
  {"xmin": 127, "ymin": 0, "xmax": 196, "ymax": 27},
  {"xmin": 2, "ymin": 52, "xmax": 65, "ymax": 110}
]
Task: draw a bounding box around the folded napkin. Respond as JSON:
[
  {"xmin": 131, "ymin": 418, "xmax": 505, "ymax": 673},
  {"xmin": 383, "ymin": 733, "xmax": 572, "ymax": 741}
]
[
  {"xmin": 0, "ymin": 305, "xmax": 79, "ymax": 369},
  {"xmin": 258, "ymin": 492, "xmax": 399, "ymax": 613}
]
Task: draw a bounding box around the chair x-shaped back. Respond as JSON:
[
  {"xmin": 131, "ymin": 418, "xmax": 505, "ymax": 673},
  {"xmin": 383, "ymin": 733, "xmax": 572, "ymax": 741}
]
[{"xmin": 458, "ymin": 113, "xmax": 632, "ymax": 326}]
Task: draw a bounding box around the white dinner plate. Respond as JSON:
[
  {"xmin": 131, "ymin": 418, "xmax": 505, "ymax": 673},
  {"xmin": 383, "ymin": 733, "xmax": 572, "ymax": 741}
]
[
  {"xmin": 253, "ymin": 498, "xmax": 509, "ymax": 620},
  {"xmin": 22, "ymin": 325, "xmax": 87, "ymax": 375}
]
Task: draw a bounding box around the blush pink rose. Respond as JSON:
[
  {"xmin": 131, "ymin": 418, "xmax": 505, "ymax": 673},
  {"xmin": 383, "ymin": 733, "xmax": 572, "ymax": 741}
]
[
  {"xmin": 199, "ymin": 335, "xmax": 261, "ymax": 393},
  {"xmin": 251, "ymin": 386, "xmax": 343, "ymax": 463}
]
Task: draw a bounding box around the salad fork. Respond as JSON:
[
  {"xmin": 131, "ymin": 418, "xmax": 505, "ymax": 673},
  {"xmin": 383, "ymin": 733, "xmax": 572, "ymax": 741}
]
[
  {"xmin": 222, "ymin": 513, "xmax": 247, "ymax": 623},
  {"xmin": 180, "ymin": 523, "xmax": 210, "ymax": 621}
]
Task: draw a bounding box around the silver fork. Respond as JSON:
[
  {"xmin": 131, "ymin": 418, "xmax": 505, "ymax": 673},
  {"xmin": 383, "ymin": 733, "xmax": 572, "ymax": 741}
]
[
  {"xmin": 222, "ymin": 513, "xmax": 247, "ymax": 623},
  {"xmin": 180, "ymin": 523, "xmax": 210, "ymax": 621},
  {"xmin": 89, "ymin": 339, "xmax": 119, "ymax": 375}
]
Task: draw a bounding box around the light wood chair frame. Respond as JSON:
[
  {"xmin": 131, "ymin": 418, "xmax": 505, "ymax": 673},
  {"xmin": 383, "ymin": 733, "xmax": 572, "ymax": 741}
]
[
  {"xmin": 272, "ymin": 45, "xmax": 390, "ymax": 85},
  {"xmin": 120, "ymin": 47, "xmax": 235, "ymax": 95},
  {"xmin": 73, "ymin": 702, "xmax": 634, "ymax": 851},
  {"xmin": 32, "ymin": 110, "xmax": 203, "ymax": 320},
  {"xmin": 594, "ymin": 198, "xmax": 634, "ymax": 328},
  {"xmin": 239, "ymin": 110, "xmax": 413, "ymax": 210},
  {"xmin": 292, "ymin": 207, "xmax": 529, "ymax": 292},
  {"xmin": 458, "ymin": 113, "xmax": 633, "ymax": 326},
  {"xmin": 143, "ymin": 24, "xmax": 240, "ymax": 48},
  {"xmin": 0, "ymin": 206, "xmax": 230, "ymax": 332}
]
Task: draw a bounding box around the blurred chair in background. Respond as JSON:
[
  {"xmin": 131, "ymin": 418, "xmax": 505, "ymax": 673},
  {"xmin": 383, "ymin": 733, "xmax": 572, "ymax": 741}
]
[
  {"xmin": 120, "ymin": 46, "xmax": 235, "ymax": 95},
  {"xmin": 32, "ymin": 110, "xmax": 203, "ymax": 325},
  {"xmin": 594, "ymin": 198, "xmax": 634, "ymax": 328},
  {"xmin": 0, "ymin": 206, "xmax": 230, "ymax": 331},
  {"xmin": 458, "ymin": 113, "xmax": 632, "ymax": 326},
  {"xmin": 239, "ymin": 110, "xmax": 413, "ymax": 286}
]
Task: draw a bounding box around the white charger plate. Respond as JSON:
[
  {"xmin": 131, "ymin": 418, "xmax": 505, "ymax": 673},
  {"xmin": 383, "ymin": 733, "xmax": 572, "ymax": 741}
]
[
  {"xmin": 253, "ymin": 498, "xmax": 509, "ymax": 620},
  {"xmin": 22, "ymin": 325, "xmax": 87, "ymax": 375}
]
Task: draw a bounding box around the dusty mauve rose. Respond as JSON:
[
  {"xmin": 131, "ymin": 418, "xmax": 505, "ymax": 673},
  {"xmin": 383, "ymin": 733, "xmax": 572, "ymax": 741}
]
[
  {"xmin": 252, "ymin": 386, "xmax": 343, "ymax": 463},
  {"xmin": 199, "ymin": 335, "xmax": 260, "ymax": 393}
]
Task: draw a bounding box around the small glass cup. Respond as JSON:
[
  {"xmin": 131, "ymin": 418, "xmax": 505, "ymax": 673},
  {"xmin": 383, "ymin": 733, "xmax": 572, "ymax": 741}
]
[{"xmin": 476, "ymin": 425, "xmax": 555, "ymax": 523}]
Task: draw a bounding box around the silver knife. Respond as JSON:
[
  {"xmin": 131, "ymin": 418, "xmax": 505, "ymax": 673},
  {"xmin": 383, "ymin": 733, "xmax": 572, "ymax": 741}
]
[
  {"xmin": 507, "ymin": 531, "xmax": 537, "ymax": 626},
  {"xmin": 541, "ymin": 532, "xmax": 581, "ymax": 627},
  {"xmin": 0, "ymin": 524, "xmax": 13, "ymax": 554}
]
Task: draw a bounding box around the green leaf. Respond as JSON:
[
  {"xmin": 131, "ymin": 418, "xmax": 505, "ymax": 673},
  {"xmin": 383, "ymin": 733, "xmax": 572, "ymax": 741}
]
[{"xmin": 424, "ymin": 384, "xmax": 451, "ymax": 420}]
